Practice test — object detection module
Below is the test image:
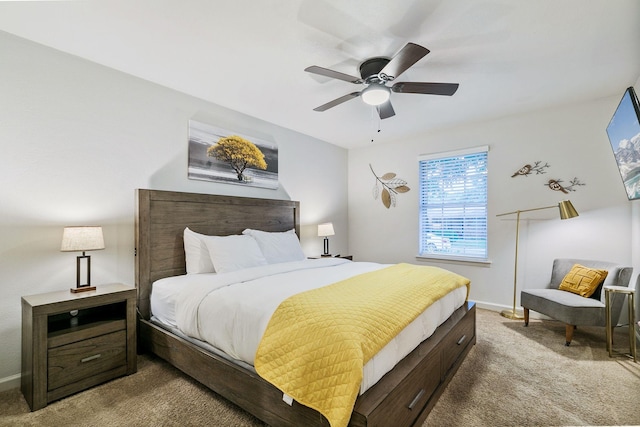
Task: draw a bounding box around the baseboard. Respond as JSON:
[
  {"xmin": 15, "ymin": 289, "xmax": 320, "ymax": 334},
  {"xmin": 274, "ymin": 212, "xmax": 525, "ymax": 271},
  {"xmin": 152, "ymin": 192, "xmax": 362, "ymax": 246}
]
[
  {"xmin": 473, "ymin": 300, "xmax": 508, "ymax": 313},
  {"xmin": 472, "ymin": 300, "xmax": 550, "ymax": 320},
  {"xmin": 0, "ymin": 373, "xmax": 21, "ymax": 392}
]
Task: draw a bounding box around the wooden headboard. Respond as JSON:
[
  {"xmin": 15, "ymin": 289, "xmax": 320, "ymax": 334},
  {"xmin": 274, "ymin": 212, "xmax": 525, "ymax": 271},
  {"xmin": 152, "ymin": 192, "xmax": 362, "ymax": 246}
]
[{"xmin": 135, "ymin": 189, "xmax": 300, "ymax": 319}]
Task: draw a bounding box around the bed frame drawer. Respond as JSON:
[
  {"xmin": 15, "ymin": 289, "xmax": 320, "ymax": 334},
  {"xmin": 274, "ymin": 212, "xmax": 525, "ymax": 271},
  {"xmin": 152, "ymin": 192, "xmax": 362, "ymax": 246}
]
[
  {"xmin": 441, "ymin": 307, "xmax": 475, "ymax": 378},
  {"xmin": 48, "ymin": 330, "xmax": 127, "ymax": 391},
  {"xmin": 368, "ymin": 349, "xmax": 441, "ymax": 427},
  {"xmin": 351, "ymin": 303, "xmax": 476, "ymax": 427}
]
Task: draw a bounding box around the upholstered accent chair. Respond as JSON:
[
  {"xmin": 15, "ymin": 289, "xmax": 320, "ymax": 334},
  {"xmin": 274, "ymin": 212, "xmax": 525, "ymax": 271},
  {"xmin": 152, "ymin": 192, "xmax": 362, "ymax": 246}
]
[{"xmin": 521, "ymin": 258, "xmax": 633, "ymax": 346}]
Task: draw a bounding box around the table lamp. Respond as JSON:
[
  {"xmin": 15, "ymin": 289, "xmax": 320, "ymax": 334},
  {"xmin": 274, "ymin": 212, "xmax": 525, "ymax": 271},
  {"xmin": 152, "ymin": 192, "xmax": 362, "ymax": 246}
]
[
  {"xmin": 317, "ymin": 222, "xmax": 335, "ymax": 257},
  {"xmin": 61, "ymin": 226, "xmax": 105, "ymax": 293}
]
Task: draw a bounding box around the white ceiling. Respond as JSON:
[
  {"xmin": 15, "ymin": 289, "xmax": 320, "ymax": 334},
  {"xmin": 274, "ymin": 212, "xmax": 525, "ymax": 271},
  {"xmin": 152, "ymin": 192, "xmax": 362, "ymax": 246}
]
[{"xmin": 1, "ymin": 0, "xmax": 639, "ymax": 149}]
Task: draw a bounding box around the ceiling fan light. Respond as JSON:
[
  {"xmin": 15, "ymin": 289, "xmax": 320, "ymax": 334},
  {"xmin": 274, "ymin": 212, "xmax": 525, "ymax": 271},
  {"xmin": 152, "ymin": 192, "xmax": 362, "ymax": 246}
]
[{"xmin": 361, "ymin": 85, "xmax": 390, "ymax": 106}]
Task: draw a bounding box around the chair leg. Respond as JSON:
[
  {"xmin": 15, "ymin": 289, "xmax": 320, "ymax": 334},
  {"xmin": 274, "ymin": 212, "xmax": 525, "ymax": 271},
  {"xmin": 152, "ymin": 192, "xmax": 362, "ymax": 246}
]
[
  {"xmin": 565, "ymin": 324, "xmax": 575, "ymax": 346},
  {"xmin": 523, "ymin": 308, "xmax": 529, "ymax": 326}
]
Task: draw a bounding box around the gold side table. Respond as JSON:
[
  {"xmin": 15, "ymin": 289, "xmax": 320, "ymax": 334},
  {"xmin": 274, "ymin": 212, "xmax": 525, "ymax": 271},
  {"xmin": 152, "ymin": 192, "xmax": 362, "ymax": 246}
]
[{"xmin": 604, "ymin": 285, "xmax": 636, "ymax": 363}]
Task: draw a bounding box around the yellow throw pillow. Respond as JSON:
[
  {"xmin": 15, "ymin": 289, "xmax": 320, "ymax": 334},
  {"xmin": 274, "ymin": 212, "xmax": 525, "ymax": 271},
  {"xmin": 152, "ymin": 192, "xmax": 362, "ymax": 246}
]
[{"xmin": 558, "ymin": 264, "xmax": 608, "ymax": 297}]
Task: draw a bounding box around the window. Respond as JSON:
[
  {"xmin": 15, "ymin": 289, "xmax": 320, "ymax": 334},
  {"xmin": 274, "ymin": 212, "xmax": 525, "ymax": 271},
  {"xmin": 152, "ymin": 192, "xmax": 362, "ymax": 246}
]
[{"xmin": 418, "ymin": 146, "xmax": 488, "ymax": 262}]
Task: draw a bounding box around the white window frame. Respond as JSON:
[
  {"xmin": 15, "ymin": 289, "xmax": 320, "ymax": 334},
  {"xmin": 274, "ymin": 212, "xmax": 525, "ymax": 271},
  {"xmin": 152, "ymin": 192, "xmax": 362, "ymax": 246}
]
[{"xmin": 417, "ymin": 146, "xmax": 489, "ymax": 264}]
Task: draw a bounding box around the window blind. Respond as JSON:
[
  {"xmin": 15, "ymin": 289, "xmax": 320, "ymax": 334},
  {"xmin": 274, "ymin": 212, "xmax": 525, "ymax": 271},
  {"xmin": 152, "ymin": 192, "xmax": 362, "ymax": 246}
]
[{"xmin": 418, "ymin": 147, "xmax": 488, "ymax": 260}]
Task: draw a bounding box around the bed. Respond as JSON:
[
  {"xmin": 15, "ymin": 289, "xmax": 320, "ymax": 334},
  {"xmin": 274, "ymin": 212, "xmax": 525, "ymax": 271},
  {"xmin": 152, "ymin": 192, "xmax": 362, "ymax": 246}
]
[{"xmin": 135, "ymin": 189, "xmax": 476, "ymax": 427}]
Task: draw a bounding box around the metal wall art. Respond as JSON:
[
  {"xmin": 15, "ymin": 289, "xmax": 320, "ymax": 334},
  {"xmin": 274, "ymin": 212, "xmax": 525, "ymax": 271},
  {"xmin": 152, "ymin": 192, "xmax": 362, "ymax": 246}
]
[
  {"xmin": 511, "ymin": 161, "xmax": 550, "ymax": 177},
  {"xmin": 511, "ymin": 160, "xmax": 585, "ymax": 193},
  {"xmin": 545, "ymin": 178, "xmax": 585, "ymax": 193},
  {"xmin": 370, "ymin": 164, "xmax": 410, "ymax": 208}
]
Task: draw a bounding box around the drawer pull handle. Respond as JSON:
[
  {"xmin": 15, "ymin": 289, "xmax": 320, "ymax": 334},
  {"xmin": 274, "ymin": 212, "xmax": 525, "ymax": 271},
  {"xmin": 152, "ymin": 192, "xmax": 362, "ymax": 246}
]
[
  {"xmin": 81, "ymin": 354, "xmax": 102, "ymax": 363},
  {"xmin": 408, "ymin": 389, "xmax": 426, "ymax": 410},
  {"xmin": 457, "ymin": 335, "xmax": 467, "ymax": 345}
]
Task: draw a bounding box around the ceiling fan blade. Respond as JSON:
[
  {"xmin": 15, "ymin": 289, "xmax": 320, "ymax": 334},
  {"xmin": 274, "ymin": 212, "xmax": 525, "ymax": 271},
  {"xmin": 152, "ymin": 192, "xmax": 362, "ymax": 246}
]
[
  {"xmin": 379, "ymin": 42, "xmax": 430, "ymax": 80},
  {"xmin": 377, "ymin": 101, "xmax": 395, "ymax": 119},
  {"xmin": 305, "ymin": 66, "xmax": 363, "ymax": 84},
  {"xmin": 313, "ymin": 92, "xmax": 361, "ymax": 111},
  {"xmin": 392, "ymin": 82, "xmax": 459, "ymax": 96}
]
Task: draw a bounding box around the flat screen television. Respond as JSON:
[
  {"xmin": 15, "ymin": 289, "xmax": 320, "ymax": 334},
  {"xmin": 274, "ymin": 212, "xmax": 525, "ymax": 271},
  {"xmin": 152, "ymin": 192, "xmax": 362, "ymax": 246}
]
[{"xmin": 606, "ymin": 86, "xmax": 640, "ymax": 200}]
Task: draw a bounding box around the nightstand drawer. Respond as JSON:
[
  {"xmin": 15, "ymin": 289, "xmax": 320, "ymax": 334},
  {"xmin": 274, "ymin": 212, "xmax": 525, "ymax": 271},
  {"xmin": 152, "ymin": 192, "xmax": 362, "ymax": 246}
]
[{"xmin": 48, "ymin": 330, "xmax": 127, "ymax": 391}]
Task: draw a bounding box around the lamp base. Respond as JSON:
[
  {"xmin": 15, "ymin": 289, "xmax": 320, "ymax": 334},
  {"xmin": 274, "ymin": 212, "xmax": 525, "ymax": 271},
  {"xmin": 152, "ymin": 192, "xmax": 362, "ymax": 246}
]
[
  {"xmin": 70, "ymin": 286, "xmax": 96, "ymax": 293},
  {"xmin": 500, "ymin": 309, "xmax": 524, "ymax": 320}
]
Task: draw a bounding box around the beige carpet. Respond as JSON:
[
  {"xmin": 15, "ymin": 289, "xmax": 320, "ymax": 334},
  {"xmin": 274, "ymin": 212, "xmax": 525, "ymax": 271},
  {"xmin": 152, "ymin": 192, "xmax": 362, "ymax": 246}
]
[{"xmin": 1, "ymin": 309, "xmax": 639, "ymax": 426}]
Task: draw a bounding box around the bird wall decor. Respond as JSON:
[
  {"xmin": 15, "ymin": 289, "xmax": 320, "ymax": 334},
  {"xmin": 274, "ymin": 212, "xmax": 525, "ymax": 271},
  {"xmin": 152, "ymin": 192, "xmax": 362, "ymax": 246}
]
[
  {"xmin": 545, "ymin": 178, "xmax": 585, "ymax": 193},
  {"xmin": 510, "ymin": 160, "xmax": 584, "ymax": 193},
  {"xmin": 511, "ymin": 161, "xmax": 550, "ymax": 177}
]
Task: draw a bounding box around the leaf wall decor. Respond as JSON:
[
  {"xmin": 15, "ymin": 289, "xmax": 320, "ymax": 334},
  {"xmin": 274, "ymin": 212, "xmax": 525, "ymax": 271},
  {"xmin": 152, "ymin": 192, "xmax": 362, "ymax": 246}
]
[{"xmin": 370, "ymin": 164, "xmax": 410, "ymax": 208}]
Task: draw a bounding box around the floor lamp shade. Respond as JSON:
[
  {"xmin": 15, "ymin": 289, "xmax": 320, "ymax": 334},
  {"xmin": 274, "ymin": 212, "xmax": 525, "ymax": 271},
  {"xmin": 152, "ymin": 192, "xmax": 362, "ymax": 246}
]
[
  {"xmin": 558, "ymin": 200, "xmax": 579, "ymax": 220},
  {"xmin": 61, "ymin": 226, "xmax": 105, "ymax": 293},
  {"xmin": 496, "ymin": 200, "xmax": 578, "ymax": 320}
]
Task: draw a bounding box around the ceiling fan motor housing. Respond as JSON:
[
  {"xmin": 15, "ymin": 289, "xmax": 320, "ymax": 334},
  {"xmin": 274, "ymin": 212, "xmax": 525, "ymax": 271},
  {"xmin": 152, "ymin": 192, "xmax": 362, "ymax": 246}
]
[{"xmin": 360, "ymin": 57, "xmax": 391, "ymax": 83}]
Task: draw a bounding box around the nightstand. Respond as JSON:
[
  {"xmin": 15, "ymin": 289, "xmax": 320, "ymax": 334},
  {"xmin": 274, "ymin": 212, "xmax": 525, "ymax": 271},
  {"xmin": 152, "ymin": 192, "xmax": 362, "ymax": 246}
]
[
  {"xmin": 311, "ymin": 255, "xmax": 353, "ymax": 260},
  {"xmin": 21, "ymin": 283, "xmax": 137, "ymax": 411}
]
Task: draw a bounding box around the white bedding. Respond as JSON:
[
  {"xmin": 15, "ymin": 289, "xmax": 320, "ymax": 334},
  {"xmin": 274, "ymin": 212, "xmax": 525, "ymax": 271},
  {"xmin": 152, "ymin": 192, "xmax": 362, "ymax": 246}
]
[{"xmin": 151, "ymin": 258, "xmax": 467, "ymax": 393}]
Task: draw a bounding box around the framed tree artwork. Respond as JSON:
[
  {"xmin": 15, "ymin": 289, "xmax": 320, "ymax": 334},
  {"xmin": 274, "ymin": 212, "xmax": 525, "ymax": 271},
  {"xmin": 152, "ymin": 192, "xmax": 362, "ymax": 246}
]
[{"xmin": 188, "ymin": 120, "xmax": 278, "ymax": 189}]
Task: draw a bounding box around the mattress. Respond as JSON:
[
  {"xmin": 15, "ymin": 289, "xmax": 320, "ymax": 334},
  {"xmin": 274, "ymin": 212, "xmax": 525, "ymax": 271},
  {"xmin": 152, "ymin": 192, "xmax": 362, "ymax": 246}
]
[{"xmin": 150, "ymin": 258, "xmax": 467, "ymax": 393}]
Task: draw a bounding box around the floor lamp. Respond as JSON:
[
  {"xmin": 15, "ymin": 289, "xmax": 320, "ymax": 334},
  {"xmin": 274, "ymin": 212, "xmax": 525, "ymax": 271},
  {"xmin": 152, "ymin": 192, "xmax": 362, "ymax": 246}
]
[{"xmin": 496, "ymin": 200, "xmax": 579, "ymax": 320}]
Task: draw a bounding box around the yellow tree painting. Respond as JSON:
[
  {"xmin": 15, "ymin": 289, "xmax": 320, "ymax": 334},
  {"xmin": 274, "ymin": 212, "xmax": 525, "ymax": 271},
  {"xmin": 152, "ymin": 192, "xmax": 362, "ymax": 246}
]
[
  {"xmin": 208, "ymin": 135, "xmax": 267, "ymax": 182},
  {"xmin": 188, "ymin": 120, "xmax": 278, "ymax": 189}
]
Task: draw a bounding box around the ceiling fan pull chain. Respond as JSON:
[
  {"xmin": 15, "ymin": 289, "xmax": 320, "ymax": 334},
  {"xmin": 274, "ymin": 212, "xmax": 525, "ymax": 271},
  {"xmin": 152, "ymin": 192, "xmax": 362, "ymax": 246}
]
[{"xmin": 369, "ymin": 108, "xmax": 380, "ymax": 142}]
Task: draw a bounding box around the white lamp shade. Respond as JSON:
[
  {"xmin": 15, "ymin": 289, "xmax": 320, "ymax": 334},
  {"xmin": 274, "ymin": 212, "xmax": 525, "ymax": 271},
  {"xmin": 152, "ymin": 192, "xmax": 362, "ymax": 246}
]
[
  {"xmin": 317, "ymin": 222, "xmax": 335, "ymax": 237},
  {"xmin": 61, "ymin": 226, "xmax": 105, "ymax": 252}
]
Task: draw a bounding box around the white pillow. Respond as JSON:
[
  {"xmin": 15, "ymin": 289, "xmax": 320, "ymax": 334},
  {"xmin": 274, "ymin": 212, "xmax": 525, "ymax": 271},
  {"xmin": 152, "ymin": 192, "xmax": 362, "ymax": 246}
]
[
  {"xmin": 242, "ymin": 228, "xmax": 306, "ymax": 264},
  {"xmin": 203, "ymin": 234, "xmax": 268, "ymax": 274},
  {"xmin": 184, "ymin": 228, "xmax": 216, "ymax": 274}
]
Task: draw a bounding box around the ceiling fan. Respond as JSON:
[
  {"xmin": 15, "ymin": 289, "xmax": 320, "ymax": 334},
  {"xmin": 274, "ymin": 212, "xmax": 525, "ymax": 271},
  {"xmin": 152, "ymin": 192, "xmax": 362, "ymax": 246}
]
[{"xmin": 305, "ymin": 42, "xmax": 459, "ymax": 119}]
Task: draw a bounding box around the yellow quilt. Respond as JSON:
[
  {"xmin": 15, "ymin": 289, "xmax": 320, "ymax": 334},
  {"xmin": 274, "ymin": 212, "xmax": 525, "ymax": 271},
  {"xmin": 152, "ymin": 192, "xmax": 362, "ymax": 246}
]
[{"xmin": 254, "ymin": 263, "xmax": 470, "ymax": 427}]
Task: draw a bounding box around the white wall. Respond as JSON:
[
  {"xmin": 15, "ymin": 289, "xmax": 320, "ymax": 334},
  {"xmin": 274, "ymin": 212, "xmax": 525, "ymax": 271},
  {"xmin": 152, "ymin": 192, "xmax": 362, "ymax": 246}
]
[
  {"xmin": 348, "ymin": 93, "xmax": 636, "ymax": 311},
  {"xmin": 0, "ymin": 32, "xmax": 348, "ymax": 387}
]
